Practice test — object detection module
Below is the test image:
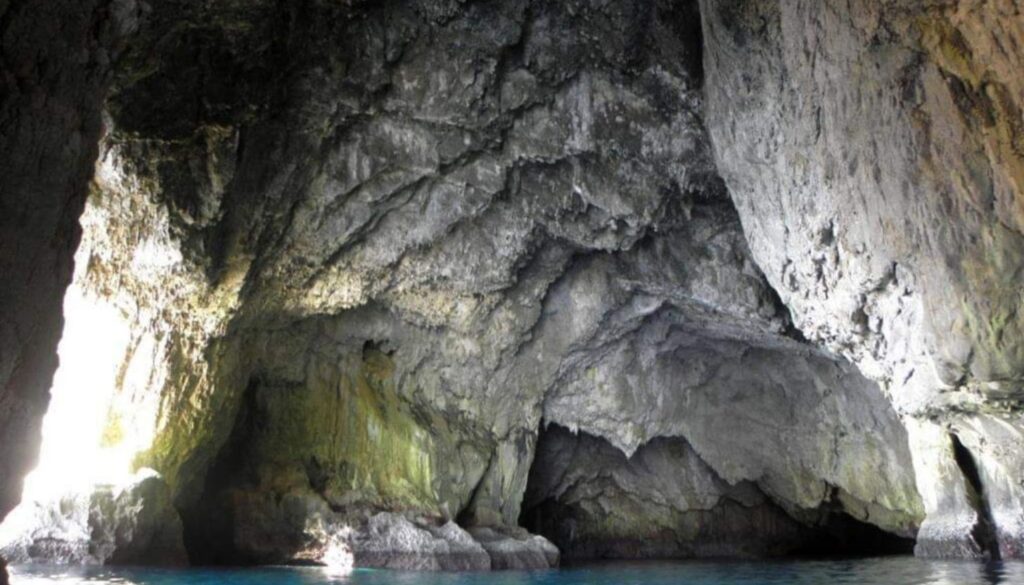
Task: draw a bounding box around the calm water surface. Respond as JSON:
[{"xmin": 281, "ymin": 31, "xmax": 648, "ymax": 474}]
[{"xmin": 10, "ymin": 559, "xmax": 1024, "ymax": 585}]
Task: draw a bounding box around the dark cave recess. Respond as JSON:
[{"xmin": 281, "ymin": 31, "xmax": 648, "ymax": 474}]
[{"xmin": 520, "ymin": 424, "xmax": 915, "ymax": 561}]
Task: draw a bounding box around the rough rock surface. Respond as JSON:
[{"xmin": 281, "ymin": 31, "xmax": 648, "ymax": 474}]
[
  {"xmin": 3, "ymin": 0, "xmax": 1023, "ymax": 570},
  {"xmin": 0, "ymin": 474, "xmax": 186, "ymax": 566},
  {"xmin": 353, "ymin": 513, "xmax": 492, "ymax": 571},
  {"xmin": 2, "ymin": 0, "xmax": 922, "ymax": 567},
  {"xmin": 699, "ymin": 0, "xmax": 1024, "ymax": 558},
  {"xmin": 76, "ymin": 0, "xmax": 917, "ymax": 564},
  {"xmin": 523, "ymin": 425, "xmax": 817, "ymax": 559},
  {"xmin": 0, "ymin": 0, "xmax": 138, "ymax": 525},
  {"xmin": 467, "ymin": 526, "xmax": 560, "ymax": 570}
]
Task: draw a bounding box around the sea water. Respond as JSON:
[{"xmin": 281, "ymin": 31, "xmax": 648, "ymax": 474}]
[{"xmin": 9, "ymin": 559, "xmax": 1024, "ymax": 585}]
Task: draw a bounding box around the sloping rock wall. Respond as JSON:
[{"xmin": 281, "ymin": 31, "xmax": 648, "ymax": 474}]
[{"xmin": 700, "ymin": 0, "xmax": 1024, "ymax": 558}]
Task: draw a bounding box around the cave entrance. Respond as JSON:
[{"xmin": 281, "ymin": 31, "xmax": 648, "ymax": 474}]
[
  {"xmin": 519, "ymin": 423, "xmax": 915, "ymax": 562},
  {"xmin": 790, "ymin": 504, "xmax": 916, "ymax": 559},
  {"xmin": 0, "ymin": 193, "xmax": 165, "ymax": 553}
]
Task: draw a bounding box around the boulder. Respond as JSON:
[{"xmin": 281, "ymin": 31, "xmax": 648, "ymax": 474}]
[
  {"xmin": 352, "ymin": 513, "xmax": 491, "ymax": 571},
  {"xmin": 467, "ymin": 526, "xmax": 558, "ymax": 570},
  {"xmin": 0, "ymin": 473, "xmax": 185, "ymax": 566}
]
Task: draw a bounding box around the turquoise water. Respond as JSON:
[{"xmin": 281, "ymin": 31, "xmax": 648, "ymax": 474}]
[{"xmin": 9, "ymin": 559, "xmax": 1024, "ymax": 585}]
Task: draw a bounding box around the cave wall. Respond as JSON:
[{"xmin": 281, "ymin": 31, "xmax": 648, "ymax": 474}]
[
  {"xmin": 522, "ymin": 424, "xmax": 810, "ymax": 559},
  {"xmin": 0, "ymin": 0, "xmax": 140, "ymax": 524},
  {"xmin": 34, "ymin": 0, "xmax": 923, "ymax": 565},
  {"xmin": 699, "ymin": 0, "xmax": 1024, "ymax": 557},
  {"xmin": 2, "ymin": 0, "xmax": 1022, "ymax": 570}
]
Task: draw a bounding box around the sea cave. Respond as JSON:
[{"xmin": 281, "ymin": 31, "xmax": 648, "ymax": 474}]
[{"xmin": 1, "ymin": 1, "xmax": 1024, "ymax": 584}]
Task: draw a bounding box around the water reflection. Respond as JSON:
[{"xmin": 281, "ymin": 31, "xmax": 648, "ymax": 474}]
[{"xmin": 9, "ymin": 558, "xmax": 1024, "ymax": 585}]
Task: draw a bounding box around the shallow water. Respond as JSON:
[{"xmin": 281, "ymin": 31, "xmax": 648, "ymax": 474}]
[{"xmin": 9, "ymin": 558, "xmax": 1024, "ymax": 585}]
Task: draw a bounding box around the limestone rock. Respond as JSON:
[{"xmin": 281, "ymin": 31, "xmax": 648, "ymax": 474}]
[
  {"xmin": 3, "ymin": 0, "xmax": 922, "ymax": 565},
  {"xmin": 4, "ymin": 0, "xmax": 1024, "ymax": 568},
  {"xmin": 84, "ymin": 0, "xmax": 864, "ymax": 560},
  {"xmin": 353, "ymin": 513, "xmax": 491, "ymax": 571},
  {"xmin": 0, "ymin": 473, "xmax": 185, "ymax": 566},
  {"xmin": 466, "ymin": 527, "xmax": 559, "ymax": 570},
  {"xmin": 88, "ymin": 475, "xmax": 188, "ymax": 566},
  {"xmin": 699, "ymin": 0, "xmax": 1024, "ymax": 557},
  {"xmin": 522, "ymin": 425, "xmax": 813, "ymax": 559}
]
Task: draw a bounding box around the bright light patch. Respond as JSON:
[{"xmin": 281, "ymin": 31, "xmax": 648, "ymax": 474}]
[
  {"xmin": 22, "ymin": 281, "xmax": 136, "ymax": 498},
  {"xmin": 321, "ymin": 540, "xmax": 355, "ymax": 576}
]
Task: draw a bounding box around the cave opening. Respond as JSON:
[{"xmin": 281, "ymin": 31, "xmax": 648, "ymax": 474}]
[
  {"xmin": 519, "ymin": 423, "xmax": 916, "ymax": 562},
  {"xmin": 0, "ymin": 177, "xmax": 179, "ymax": 565},
  {"xmin": 788, "ymin": 498, "xmax": 916, "ymax": 559},
  {"xmin": 0, "ymin": 252, "xmax": 141, "ymax": 533}
]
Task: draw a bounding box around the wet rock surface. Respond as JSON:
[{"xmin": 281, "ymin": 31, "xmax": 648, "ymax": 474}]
[{"xmin": 466, "ymin": 526, "xmax": 560, "ymax": 570}]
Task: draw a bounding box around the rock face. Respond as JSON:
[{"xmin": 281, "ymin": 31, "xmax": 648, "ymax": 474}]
[
  {"xmin": 699, "ymin": 0, "xmax": 1024, "ymax": 558},
  {"xmin": 467, "ymin": 527, "xmax": 560, "ymax": 570},
  {"xmin": 524, "ymin": 424, "xmax": 916, "ymax": 559},
  {"xmin": 1, "ymin": 0, "xmax": 1022, "ymax": 571},
  {"xmin": 0, "ymin": 474, "xmax": 186, "ymax": 566},
  {"xmin": 0, "ymin": 0, "xmax": 138, "ymax": 526}
]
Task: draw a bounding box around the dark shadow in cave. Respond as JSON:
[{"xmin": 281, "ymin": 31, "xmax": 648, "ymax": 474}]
[
  {"xmin": 178, "ymin": 378, "xmax": 262, "ymax": 566},
  {"xmin": 520, "ymin": 423, "xmax": 915, "ymax": 562},
  {"xmin": 788, "ymin": 505, "xmax": 916, "ymax": 558},
  {"xmin": 951, "ymin": 433, "xmax": 1002, "ymax": 560}
]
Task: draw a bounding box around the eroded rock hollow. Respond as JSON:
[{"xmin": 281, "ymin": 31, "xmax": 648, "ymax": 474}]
[{"xmin": 1, "ymin": 0, "xmax": 1023, "ymax": 574}]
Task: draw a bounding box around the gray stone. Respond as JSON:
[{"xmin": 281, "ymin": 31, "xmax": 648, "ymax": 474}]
[
  {"xmin": 0, "ymin": 474, "xmax": 185, "ymax": 566},
  {"xmin": 2, "ymin": 0, "xmax": 1024, "ymax": 568},
  {"xmin": 466, "ymin": 527, "xmax": 558, "ymax": 570},
  {"xmin": 699, "ymin": 0, "xmax": 1024, "ymax": 557},
  {"xmin": 353, "ymin": 513, "xmax": 491, "ymax": 571},
  {"xmin": 522, "ymin": 425, "xmax": 819, "ymax": 560}
]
